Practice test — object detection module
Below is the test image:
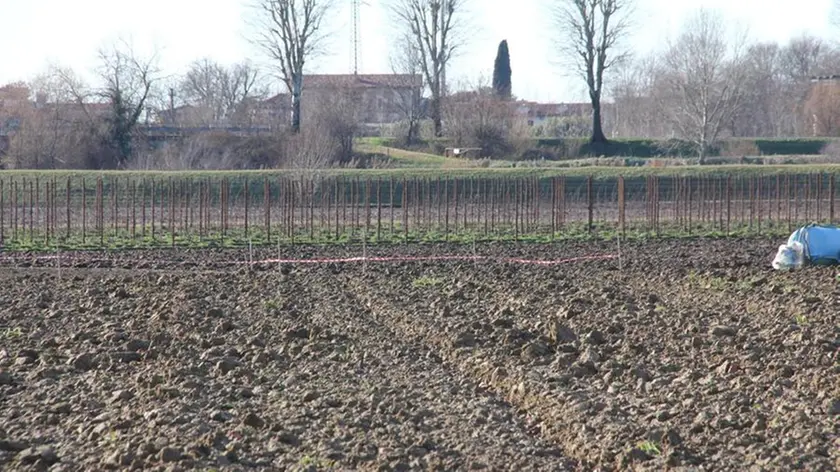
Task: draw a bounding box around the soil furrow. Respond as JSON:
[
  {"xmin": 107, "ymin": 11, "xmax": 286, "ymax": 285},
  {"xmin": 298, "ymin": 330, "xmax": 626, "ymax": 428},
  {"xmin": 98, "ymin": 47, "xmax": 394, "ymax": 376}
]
[
  {"xmin": 296, "ymin": 266, "xmax": 578, "ymax": 471},
  {"xmin": 340, "ymin": 242, "xmax": 838, "ymax": 471}
]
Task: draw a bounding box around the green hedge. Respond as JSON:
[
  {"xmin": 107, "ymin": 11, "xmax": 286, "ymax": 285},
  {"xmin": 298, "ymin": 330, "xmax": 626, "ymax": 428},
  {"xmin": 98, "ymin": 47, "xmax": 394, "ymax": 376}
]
[
  {"xmin": 533, "ymin": 138, "xmax": 834, "ymax": 159},
  {"xmin": 381, "ymin": 136, "xmax": 837, "ymax": 160},
  {"xmin": 753, "ymin": 139, "xmax": 829, "ymax": 155},
  {"xmin": 533, "ymin": 138, "xmax": 703, "ymax": 159}
]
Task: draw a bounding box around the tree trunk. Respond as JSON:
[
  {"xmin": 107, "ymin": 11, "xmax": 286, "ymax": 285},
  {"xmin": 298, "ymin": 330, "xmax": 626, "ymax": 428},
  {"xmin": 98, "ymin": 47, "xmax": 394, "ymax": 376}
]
[
  {"xmin": 291, "ymin": 74, "xmax": 302, "ymax": 133},
  {"xmin": 591, "ymin": 100, "xmax": 607, "ymax": 144},
  {"xmin": 431, "ymin": 96, "xmax": 443, "ymax": 137},
  {"xmin": 406, "ymin": 118, "xmax": 418, "ymax": 146}
]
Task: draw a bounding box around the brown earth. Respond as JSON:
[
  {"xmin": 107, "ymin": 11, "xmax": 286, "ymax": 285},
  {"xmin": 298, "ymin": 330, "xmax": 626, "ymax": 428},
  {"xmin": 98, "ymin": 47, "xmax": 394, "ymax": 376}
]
[{"xmin": 0, "ymin": 238, "xmax": 837, "ymax": 471}]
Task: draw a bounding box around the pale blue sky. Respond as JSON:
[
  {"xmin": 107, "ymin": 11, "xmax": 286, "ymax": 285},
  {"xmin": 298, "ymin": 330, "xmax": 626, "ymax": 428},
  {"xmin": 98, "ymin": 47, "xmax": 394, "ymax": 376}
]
[{"xmin": 0, "ymin": 0, "xmax": 835, "ymax": 102}]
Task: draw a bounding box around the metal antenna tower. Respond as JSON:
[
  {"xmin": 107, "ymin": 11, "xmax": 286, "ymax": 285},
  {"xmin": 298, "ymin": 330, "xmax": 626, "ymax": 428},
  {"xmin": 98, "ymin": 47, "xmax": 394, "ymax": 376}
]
[{"xmin": 352, "ymin": 0, "xmax": 361, "ymax": 75}]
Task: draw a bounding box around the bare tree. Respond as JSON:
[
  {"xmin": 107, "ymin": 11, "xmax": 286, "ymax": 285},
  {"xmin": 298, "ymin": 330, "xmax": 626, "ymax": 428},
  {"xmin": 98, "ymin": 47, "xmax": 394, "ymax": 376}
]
[
  {"xmin": 179, "ymin": 59, "xmax": 267, "ymax": 126},
  {"xmin": 608, "ymin": 54, "xmax": 665, "ymax": 137},
  {"xmin": 179, "ymin": 58, "xmax": 224, "ymax": 124},
  {"xmin": 252, "ymin": 0, "xmax": 333, "ymax": 133},
  {"xmin": 3, "ymin": 67, "xmax": 108, "ymax": 169},
  {"xmin": 781, "ymin": 35, "xmax": 827, "ymax": 79},
  {"xmin": 94, "ymin": 39, "xmax": 161, "ymax": 168},
  {"xmin": 657, "ymin": 9, "xmax": 749, "ymax": 163},
  {"xmin": 444, "ymin": 78, "xmax": 529, "ymax": 158},
  {"xmin": 283, "ymin": 89, "xmax": 360, "ymax": 167},
  {"xmin": 730, "ymin": 42, "xmax": 784, "ymax": 137},
  {"xmin": 312, "ymin": 89, "xmax": 360, "ymax": 164},
  {"xmin": 389, "ymin": 33, "xmax": 425, "ymax": 145},
  {"xmin": 221, "ymin": 62, "xmax": 267, "ymax": 125},
  {"xmin": 554, "ymin": 0, "xmax": 633, "ymax": 145},
  {"xmin": 51, "ymin": 65, "xmax": 102, "ymax": 132},
  {"xmin": 8, "ymin": 69, "xmax": 97, "ymax": 169},
  {"xmin": 388, "ymin": 0, "xmax": 467, "ymax": 137}
]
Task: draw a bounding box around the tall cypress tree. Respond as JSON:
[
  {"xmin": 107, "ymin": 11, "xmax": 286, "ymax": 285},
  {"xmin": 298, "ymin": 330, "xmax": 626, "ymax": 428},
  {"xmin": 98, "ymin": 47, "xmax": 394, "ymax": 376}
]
[{"xmin": 492, "ymin": 40, "xmax": 512, "ymax": 99}]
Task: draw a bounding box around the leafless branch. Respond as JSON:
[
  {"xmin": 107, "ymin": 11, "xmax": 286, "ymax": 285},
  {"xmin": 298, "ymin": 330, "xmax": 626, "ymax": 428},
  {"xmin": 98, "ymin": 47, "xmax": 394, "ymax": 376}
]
[
  {"xmin": 179, "ymin": 59, "xmax": 268, "ymax": 125},
  {"xmin": 388, "ymin": 33, "xmax": 425, "ymax": 144},
  {"xmin": 388, "ymin": 0, "xmax": 468, "ymax": 137},
  {"xmin": 251, "ymin": 0, "xmax": 334, "ymax": 132}
]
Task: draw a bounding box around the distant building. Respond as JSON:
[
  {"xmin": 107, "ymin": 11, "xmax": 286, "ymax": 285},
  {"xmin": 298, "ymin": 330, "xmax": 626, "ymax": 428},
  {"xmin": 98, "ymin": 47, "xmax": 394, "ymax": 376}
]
[
  {"xmin": 0, "ymin": 83, "xmax": 29, "ymax": 105},
  {"xmin": 300, "ymin": 74, "xmax": 423, "ymax": 125},
  {"xmin": 0, "ymin": 83, "xmax": 112, "ymax": 134},
  {"xmin": 155, "ymin": 74, "xmax": 423, "ymax": 130},
  {"xmin": 0, "ymin": 83, "xmax": 30, "ymax": 133},
  {"xmin": 161, "ymin": 104, "xmax": 216, "ymax": 127},
  {"xmin": 805, "ymin": 75, "xmax": 840, "ymax": 136},
  {"xmin": 252, "ymin": 93, "xmax": 291, "ymax": 128}
]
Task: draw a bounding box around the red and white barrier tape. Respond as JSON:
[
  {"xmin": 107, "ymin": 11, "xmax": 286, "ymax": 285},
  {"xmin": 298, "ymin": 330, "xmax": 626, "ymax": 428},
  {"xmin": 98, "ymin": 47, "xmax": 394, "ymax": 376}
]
[
  {"xmin": 242, "ymin": 254, "xmax": 619, "ymax": 265},
  {"xmin": 0, "ymin": 253, "xmax": 619, "ymax": 267}
]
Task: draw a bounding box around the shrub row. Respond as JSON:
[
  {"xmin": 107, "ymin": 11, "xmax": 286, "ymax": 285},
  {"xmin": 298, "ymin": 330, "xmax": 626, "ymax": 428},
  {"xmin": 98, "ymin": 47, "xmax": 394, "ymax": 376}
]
[
  {"xmin": 390, "ymin": 137, "xmax": 840, "ymax": 160},
  {"xmin": 534, "ymin": 138, "xmax": 836, "ymax": 159}
]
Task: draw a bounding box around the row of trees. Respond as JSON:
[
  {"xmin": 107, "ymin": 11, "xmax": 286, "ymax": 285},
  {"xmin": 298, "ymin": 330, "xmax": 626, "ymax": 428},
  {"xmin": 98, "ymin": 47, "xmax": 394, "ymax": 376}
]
[
  {"xmin": 2, "ymin": 40, "xmax": 161, "ymax": 170},
  {"xmin": 384, "ymin": 0, "xmax": 629, "ymax": 147},
  {"xmin": 0, "ymin": 41, "xmax": 279, "ymax": 170},
  {"xmin": 0, "ymin": 0, "xmax": 457, "ymax": 169},
  {"xmin": 609, "ymin": 10, "xmax": 840, "ymax": 162},
  {"xmin": 3, "ymin": 0, "xmax": 840, "ymax": 169},
  {"xmin": 0, "ymin": 0, "xmax": 461, "ymax": 169}
]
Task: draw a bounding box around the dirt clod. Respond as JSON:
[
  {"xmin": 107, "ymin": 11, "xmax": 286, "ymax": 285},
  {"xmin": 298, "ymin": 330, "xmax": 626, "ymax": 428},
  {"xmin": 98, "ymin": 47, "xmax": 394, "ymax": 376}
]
[
  {"xmin": 68, "ymin": 353, "xmax": 95, "ymax": 371},
  {"xmin": 452, "ymin": 331, "xmax": 476, "ymax": 348},
  {"xmin": 710, "ymin": 325, "xmax": 737, "ymax": 337},
  {"xmin": 159, "ymin": 447, "xmax": 182, "ymax": 463},
  {"xmin": 17, "ymin": 446, "xmax": 57, "ymax": 465},
  {"xmin": 583, "ymin": 330, "xmax": 606, "ymax": 345},
  {"xmin": 242, "ymin": 412, "xmax": 265, "ymax": 429},
  {"xmin": 0, "ymin": 370, "xmax": 12, "ymax": 385},
  {"xmin": 547, "ymin": 320, "xmax": 577, "ymax": 344},
  {"xmin": 827, "ymin": 398, "xmax": 840, "ymax": 415}
]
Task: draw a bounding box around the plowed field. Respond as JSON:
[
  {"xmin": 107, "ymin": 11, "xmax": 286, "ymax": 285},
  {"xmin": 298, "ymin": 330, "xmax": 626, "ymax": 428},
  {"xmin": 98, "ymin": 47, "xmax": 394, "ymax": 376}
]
[{"xmin": 0, "ymin": 238, "xmax": 837, "ymax": 471}]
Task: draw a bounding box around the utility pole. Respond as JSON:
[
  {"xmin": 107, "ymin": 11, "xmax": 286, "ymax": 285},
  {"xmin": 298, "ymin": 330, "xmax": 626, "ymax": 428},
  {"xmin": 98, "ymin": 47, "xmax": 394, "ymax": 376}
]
[{"xmin": 168, "ymin": 88, "xmax": 176, "ymax": 126}]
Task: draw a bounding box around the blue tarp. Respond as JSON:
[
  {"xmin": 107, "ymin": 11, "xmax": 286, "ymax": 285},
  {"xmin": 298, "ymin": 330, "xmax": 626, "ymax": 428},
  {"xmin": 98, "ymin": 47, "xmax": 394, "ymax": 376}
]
[{"xmin": 788, "ymin": 224, "xmax": 840, "ymax": 265}]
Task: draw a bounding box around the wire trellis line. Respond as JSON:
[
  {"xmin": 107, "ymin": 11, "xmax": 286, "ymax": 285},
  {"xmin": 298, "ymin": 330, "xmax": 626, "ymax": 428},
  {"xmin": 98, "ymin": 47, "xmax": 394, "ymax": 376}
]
[{"xmin": 0, "ymin": 173, "xmax": 831, "ymax": 249}]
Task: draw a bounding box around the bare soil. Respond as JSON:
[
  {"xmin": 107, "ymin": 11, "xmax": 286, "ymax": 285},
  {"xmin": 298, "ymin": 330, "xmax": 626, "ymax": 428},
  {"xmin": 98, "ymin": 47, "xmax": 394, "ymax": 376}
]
[{"xmin": 0, "ymin": 238, "xmax": 837, "ymax": 471}]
